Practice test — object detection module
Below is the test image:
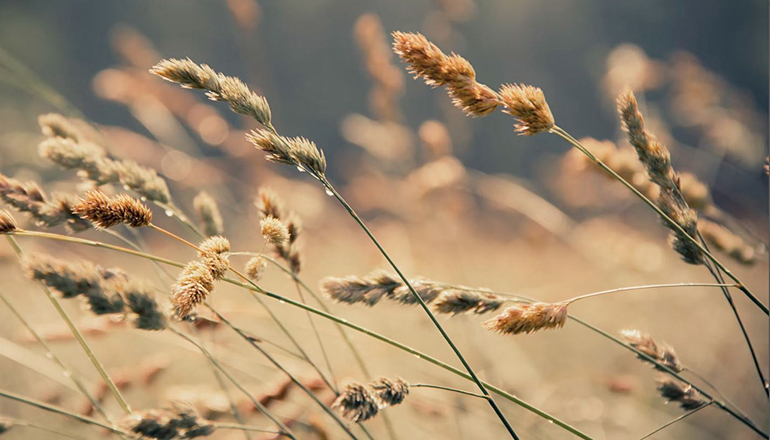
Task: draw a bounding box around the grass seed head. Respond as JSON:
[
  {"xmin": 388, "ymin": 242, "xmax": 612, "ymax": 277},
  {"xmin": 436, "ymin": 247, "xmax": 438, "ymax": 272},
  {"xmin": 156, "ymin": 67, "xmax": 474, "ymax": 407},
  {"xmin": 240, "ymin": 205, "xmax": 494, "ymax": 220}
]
[
  {"xmin": 370, "ymin": 377, "xmax": 410, "ymax": 406},
  {"xmin": 260, "ymin": 216, "xmax": 290, "ymax": 246},
  {"xmin": 0, "ymin": 210, "xmax": 17, "ymax": 234},
  {"xmin": 193, "ymin": 191, "xmax": 224, "ymax": 237},
  {"xmin": 485, "ymin": 301, "xmax": 568, "ymax": 335},
  {"xmin": 498, "ymin": 83, "xmax": 555, "ymax": 135},
  {"xmin": 333, "ymin": 383, "xmax": 380, "ymax": 422},
  {"xmin": 73, "ymin": 190, "xmax": 152, "ymax": 229}
]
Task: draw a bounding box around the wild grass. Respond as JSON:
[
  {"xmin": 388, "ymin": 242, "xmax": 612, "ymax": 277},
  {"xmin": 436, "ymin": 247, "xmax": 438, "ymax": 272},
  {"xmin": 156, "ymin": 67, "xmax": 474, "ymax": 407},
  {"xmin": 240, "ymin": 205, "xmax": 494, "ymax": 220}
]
[{"xmin": 0, "ymin": 11, "xmax": 766, "ymax": 440}]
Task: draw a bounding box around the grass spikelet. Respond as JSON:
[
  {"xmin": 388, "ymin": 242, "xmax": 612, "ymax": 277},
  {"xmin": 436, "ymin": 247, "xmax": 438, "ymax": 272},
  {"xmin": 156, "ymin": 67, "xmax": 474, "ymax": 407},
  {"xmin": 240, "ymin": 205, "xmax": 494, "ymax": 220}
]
[
  {"xmin": 123, "ymin": 284, "xmax": 167, "ymax": 331},
  {"xmin": 193, "ymin": 191, "xmax": 224, "ymax": 237},
  {"xmin": 332, "ymin": 383, "xmax": 380, "ymax": 422},
  {"xmin": 433, "ymin": 290, "xmax": 505, "ymax": 315},
  {"xmin": 171, "ymin": 260, "xmax": 215, "ymax": 319},
  {"xmin": 658, "ymin": 188, "xmax": 703, "ymax": 265},
  {"xmin": 498, "ymin": 83, "xmax": 555, "ymax": 135},
  {"xmin": 320, "ymin": 271, "xmax": 401, "ymax": 306},
  {"xmin": 260, "ymin": 216, "xmax": 289, "ymax": 246},
  {"xmin": 0, "ymin": 174, "xmax": 91, "ymax": 232},
  {"xmin": 247, "ymin": 130, "xmax": 327, "ymax": 176},
  {"xmin": 38, "ymin": 113, "xmax": 83, "ymax": 142},
  {"xmin": 198, "ymin": 236, "xmax": 230, "ymax": 257},
  {"xmin": 0, "ymin": 210, "xmax": 17, "ymax": 234},
  {"xmin": 392, "ymin": 31, "xmax": 498, "ymax": 117},
  {"xmin": 245, "ymin": 256, "xmax": 266, "ymax": 282},
  {"xmin": 150, "ymin": 58, "xmax": 272, "ymax": 126},
  {"xmin": 38, "ymin": 137, "xmax": 116, "ymax": 184},
  {"xmin": 73, "ymin": 189, "xmax": 152, "ymax": 229},
  {"xmin": 657, "ymin": 378, "xmax": 707, "ymax": 410},
  {"xmin": 621, "ymin": 330, "xmax": 683, "ymax": 372},
  {"xmin": 484, "ymin": 302, "xmax": 568, "ymax": 335},
  {"xmin": 112, "ymin": 160, "xmax": 171, "ymax": 204},
  {"xmin": 370, "ymin": 377, "xmax": 409, "ymax": 406},
  {"xmin": 119, "ymin": 402, "xmax": 215, "ymax": 439}
]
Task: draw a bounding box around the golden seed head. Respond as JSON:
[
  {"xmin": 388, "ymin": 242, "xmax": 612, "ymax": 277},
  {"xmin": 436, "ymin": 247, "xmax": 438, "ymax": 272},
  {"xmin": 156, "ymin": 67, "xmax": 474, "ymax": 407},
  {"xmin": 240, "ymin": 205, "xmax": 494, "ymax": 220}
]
[
  {"xmin": 0, "ymin": 210, "xmax": 17, "ymax": 234},
  {"xmin": 484, "ymin": 302, "xmax": 568, "ymax": 335},
  {"xmin": 289, "ymin": 136, "xmax": 327, "ymax": 176},
  {"xmin": 392, "ymin": 31, "xmax": 498, "ymax": 117},
  {"xmin": 203, "ymin": 254, "xmax": 230, "ymax": 280},
  {"xmin": 498, "ymin": 83, "xmax": 555, "ymax": 135},
  {"xmin": 73, "ymin": 190, "xmax": 152, "ymax": 229},
  {"xmin": 621, "ymin": 329, "xmax": 683, "ymax": 372},
  {"xmin": 260, "ymin": 216, "xmax": 290, "ymax": 246},
  {"xmin": 245, "ymin": 256, "xmax": 267, "ymax": 282},
  {"xmin": 112, "ymin": 160, "xmax": 171, "ymax": 204},
  {"xmin": 171, "ymin": 260, "xmax": 215, "ymax": 318},
  {"xmin": 657, "ymin": 378, "xmax": 705, "ymax": 410},
  {"xmin": 193, "ymin": 191, "xmax": 224, "ymax": 237},
  {"xmin": 433, "ymin": 290, "xmax": 504, "ymax": 315},
  {"xmin": 370, "ymin": 377, "xmax": 409, "ymax": 406},
  {"xmin": 333, "ymin": 383, "xmax": 379, "ymax": 422},
  {"xmin": 198, "ymin": 236, "xmax": 231, "ymax": 257},
  {"xmin": 246, "ymin": 130, "xmax": 327, "ymax": 176}
]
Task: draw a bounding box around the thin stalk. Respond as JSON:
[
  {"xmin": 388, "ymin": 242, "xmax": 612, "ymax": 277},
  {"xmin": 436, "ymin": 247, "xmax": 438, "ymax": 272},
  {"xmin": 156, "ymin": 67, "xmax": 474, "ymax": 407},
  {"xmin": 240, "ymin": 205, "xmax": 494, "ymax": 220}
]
[
  {"xmin": 294, "ymin": 279, "xmax": 338, "ymax": 391},
  {"xmin": 167, "ymin": 326, "xmax": 296, "ymax": 439},
  {"xmin": 3, "ymin": 417, "xmax": 85, "ymax": 440},
  {"xmin": 0, "ymin": 388, "xmax": 126, "ymax": 435},
  {"xmin": 4, "ymin": 235, "xmax": 132, "ymax": 415},
  {"xmin": 10, "ymin": 229, "xmax": 593, "ymax": 439},
  {"xmin": 639, "ymin": 402, "xmax": 712, "ymax": 440},
  {"xmin": 0, "ymin": 290, "xmax": 109, "ymax": 421},
  {"xmin": 319, "ymin": 177, "xmax": 520, "ymax": 440},
  {"xmin": 682, "ymin": 368, "xmax": 751, "ymax": 422},
  {"xmin": 212, "ymin": 422, "xmax": 283, "ymax": 434},
  {"xmin": 697, "ymin": 232, "xmax": 768, "ymax": 397},
  {"xmin": 563, "ymin": 283, "xmax": 738, "ymax": 305},
  {"xmin": 411, "ymin": 383, "xmax": 489, "ymax": 400},
  {"xmin": 208, "ymin": 306, "xmax": 359, "ymax": 440},
  {"xmin": 550, "ymin": 125, "xmax": 768, "ymax": 315}
]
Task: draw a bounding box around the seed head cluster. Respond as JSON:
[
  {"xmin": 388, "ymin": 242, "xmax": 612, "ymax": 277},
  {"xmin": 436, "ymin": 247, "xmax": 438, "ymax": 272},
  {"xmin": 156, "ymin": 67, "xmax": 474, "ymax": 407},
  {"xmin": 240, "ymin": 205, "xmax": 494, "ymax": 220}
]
[
  {"xmin": 0, "ymin": 210, "xmax": 17, "ymax": 234},
  {"xmin": 333, "ymin": 378, "xmax": 410, "ymax": 422},
  {"xmin": 0, "ymin": 174, "xmax": 90, "ymax": 233},
  {"xmin": 392, "ymin": 31, "xmax": 499, "ymax": 117},
  {"xmin": 193, "ymin": 191, "xmax": 224, "ymax": 237},
  {"xmin": 171, "ymin": 237, "xmax": 231, "ymax": 318},
  {"xmin": 484, "ymin": 302, "xmax": 569, "ymax": 335},
  {"xmin": 657, "ymin": 378, "xmax": 706, "ymax": 410},
  {"xmin": 256, "ymin": 188, "xmax": 303, "ymax": 273},
  {"xmin": 119, "ymin": 402, "xmax": 215, "ymax": 439},
  {"xmin": 498, "ymin": 84, "xmax": 555, "ymax": 135},
  {"xmin": 73, "ymin": 189, "xmax": 152, "ymax": 229},
  {"xmin": 621, "ymin": 329, "xmax": 683, "ymax": 372}
]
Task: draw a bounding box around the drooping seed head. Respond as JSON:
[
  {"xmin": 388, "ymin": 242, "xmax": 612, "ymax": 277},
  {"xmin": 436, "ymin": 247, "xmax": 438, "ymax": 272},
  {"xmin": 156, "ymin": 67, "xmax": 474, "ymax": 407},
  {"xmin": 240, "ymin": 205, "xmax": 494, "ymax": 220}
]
[
  {"xmin": 484, "ymin": 301, "xmax": 568, "ymax": 335},
  {"xmin": 245, "ymin": 256, "xmax": 267, "ymax": 282},
  {"xmin": 657, "ymin": 378, "xmax": 706, "ymax": 410},
  {"xmin": 658, "ymin": 187, "xmax": 703, "ymax": 265},
  {"xmin": 621, "ymin": 329, "xmax": 684, "ymax": 372},
  {"xmin": 260, "ymin": 216, "xmax": 290, "ymax": 246},
  {"xmin": 370, "ymin": 377, "xmax": 410, "ymax": 406},
  {"xmin": 193, "ymin": 191, "xmax": 224, "ymax": 237},
  {"xmin": 0, "ymin": 210, "xmax": 17, "ymax": 234},
  {"xmin": 333, "ymin": 383, "xmax": 380, "ymax": 422},
  {"xmin": 320, "ymin": 271, "xmax": 402, "ymax": 306},
  {"xmin": 171, "ymin": 260, "xmax": 215, "ymax": 318},
  {"xmin": 73, "ymin": 190, "xmax": 152, "ymax": 229},
  {"xmin": 498, "ymin": 83, "xmax": 555, "ymax": 135},
  {"xmin": 247, "ymin": 130, "xmax": 296, "ymax": 166}
]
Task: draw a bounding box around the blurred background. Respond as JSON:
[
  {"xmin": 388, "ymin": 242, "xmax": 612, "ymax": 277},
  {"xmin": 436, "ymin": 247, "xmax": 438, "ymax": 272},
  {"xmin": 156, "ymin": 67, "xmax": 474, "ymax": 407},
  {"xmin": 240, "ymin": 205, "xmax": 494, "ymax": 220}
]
[{"xmin": 0, "ymin": 1, "xmax": 767, "ymax": 439}]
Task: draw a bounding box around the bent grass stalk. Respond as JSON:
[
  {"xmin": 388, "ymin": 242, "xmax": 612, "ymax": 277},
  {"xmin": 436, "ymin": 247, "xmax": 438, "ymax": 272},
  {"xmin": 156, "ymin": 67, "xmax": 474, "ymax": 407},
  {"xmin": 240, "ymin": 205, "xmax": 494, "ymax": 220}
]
[
  {"xmin": 549, "ymin": 125, "xmax": 768, "ymax": 315},
  {"xmin": 3, "ymin": 235, "xmax": 133, "ymax": 416},
  {"xmin": 9, "ymin": 229, "xmax": 593, "ymax": 440},
  {"xmin": 639, "ymin": 402, "xmax": 712, "ymax": 440}
]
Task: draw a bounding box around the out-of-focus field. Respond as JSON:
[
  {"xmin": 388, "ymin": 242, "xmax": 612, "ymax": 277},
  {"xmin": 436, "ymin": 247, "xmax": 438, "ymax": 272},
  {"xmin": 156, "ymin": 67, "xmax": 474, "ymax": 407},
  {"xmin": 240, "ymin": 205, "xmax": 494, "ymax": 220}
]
[{"xmin": 0, "ymin": 1, "xmax": 767, "ymax": 439}]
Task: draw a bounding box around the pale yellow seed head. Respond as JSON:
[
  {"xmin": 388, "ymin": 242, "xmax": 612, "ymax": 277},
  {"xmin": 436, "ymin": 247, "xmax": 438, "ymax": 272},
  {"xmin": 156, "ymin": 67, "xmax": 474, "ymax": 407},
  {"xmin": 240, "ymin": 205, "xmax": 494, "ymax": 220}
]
[{"xmin": 260, "ymin": 216, "xmax": 289, "ymax": 246}]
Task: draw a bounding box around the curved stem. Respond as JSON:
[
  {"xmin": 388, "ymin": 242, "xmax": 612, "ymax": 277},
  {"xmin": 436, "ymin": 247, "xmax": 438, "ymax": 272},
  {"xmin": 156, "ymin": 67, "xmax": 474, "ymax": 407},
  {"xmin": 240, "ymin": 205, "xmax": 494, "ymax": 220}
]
[
  {"xmin": 208, "ymin": 306, "xmax": 359, "ymax": 440},
  {"xmin": 167, "ymin": 326, "xmax": 296, "ymax": 439},
  {"xmin": 412, "ymin": 383, "xmax": 489, "ymax": 400},
  {"xmin": 4, "ymin": 235, "xmax": 132, "ymax": 415},
  {"xmin": 212, "ymin": 422, "xmax": 283, "ymax": 434},
  {"xmin": 9, "ymin": 228, "xmax": 593, "ymax": 439},
  {"xmin": 0, "ymin": 388, "xmax": 126, "ymax": 435},
  {"xmin": 563, "ymin": 283, "xmax": 738, "ymax": 305},
  {"xmin": 320, "ymin": 177, "xmax": 520, "ymax": 440},
  {"xmin": 639, "ymin": 402, "xmax": 712, "ymax": 440},
  {"xmin": 550, "ymin": 125, "xmax": 768, "ymax": 315}
]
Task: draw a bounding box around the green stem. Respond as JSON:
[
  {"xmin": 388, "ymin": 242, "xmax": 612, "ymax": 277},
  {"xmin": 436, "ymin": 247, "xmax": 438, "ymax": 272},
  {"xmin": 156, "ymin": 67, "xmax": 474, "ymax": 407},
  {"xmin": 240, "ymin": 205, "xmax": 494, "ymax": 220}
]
[
  {"xmin": 167, "ymin": 326, "xmax": 295, "ymax": 439},
  {"xmin": 320, "ymin": 177, "xmax": 520, "ymax": 440},
  {"xmin": 0, "ymin": 388, "xmax": 126, "ymax": 435},
  {"xmin": 0, "ymin": 289, "xmax": 109, "ymax": 421},
  {"xmin": 411, "ymin": 383, "xmax": 489, "ymax": 400},
  {"xmin": 9, "ymin": 229, "xmax": 593, "ymax": 439},
  {"xmin": 4, "ymin": 235, "xmax": 132, "ymax": 415},
  {"xmin": 207, "ymin": 306, "xmax": 359, "ymax": 440},
  {"xmin": 550, "ymin": 126, "xmax": 768, "ymax": 315}
]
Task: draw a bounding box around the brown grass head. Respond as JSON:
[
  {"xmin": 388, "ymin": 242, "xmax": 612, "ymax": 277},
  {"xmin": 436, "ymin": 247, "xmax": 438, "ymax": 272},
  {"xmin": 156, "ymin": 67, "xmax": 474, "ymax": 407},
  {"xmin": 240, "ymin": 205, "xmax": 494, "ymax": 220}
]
[
  {"xmin": 247, "ymin": 130, "xmax": 327, "ymax": 176},
  {"xmin": 621, "ymin": 329, "xmax": 683, "ymax": 372},
  {"xmin": 112, "ymin": 160, "xmax": 171, "ymax": 204},
  {"xmin": 245, "ymin": 256, "xmax": 267, "ymax": 282},
  {"xmin": 119, "ymin": 402, "xmax": 215, "ymax": 439},
  {"xmin": 73, "ymin": 190, "xmax": 152, "ymax": 229},
  {"xmin": 193, "ymin": 191, "xmax": 224, "ymax": 237},
  {"xmin": 333, "ymin": 383, "xmax": 380, "ymax": 422},
  {"xmin": 498, "ymin": 83, "xmax": 555, "ymax": 135},
  {"xmin": 0, "ymin": 210, "xmax": 17, "ymax": 234},
  {"xmin": 171, "ymin": 260, "xmax": 215, "ymax": 319},
  {"xmin": 260, "ymin": 216, "xmax": 290, "ymax": 246},
  {"xmin": 484, "ymin": 301, "xmax": 568, "ymax": 335},
  {"xmin": 657, "ymin": 378, "xmax": 706, "ymax": 410},
  {"xmin": 320, "ymin": 271, "xmax": 402, "ymax": 306},
  {"xmin": 658, "ymin": 187, "xmax": 703, "ymax": 265},
  {"xmin": 370, "ymin": 377, "xmax": 410, "ymax": 406},
  {"xmin": 198, "ymin": 237, "xmax": 230, "ymax": 280},
  {"xmin": 392, "ymin": 31, "xmax": 498, "ymax": 117},
  {"xmin": 433, "ymin": 290, "xmax": 505, "ymax": 315}
]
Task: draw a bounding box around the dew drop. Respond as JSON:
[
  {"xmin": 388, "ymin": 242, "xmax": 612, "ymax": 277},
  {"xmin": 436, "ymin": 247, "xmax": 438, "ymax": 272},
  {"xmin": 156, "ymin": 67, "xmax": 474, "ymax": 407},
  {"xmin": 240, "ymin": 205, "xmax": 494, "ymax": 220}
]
[
  {"xmin": 140, "ymin": 196, "xmax": 147, "ymax": 201},
  {"xmin": 325, "ymin": 188, "xmax": 334, "ymax": 196},
  {"xmin": 45, "ymin": 352, "xmax": 54, "ymax": 359},
  {"xmin": 63, "ymin": 371, "xmax": 72, "ymax": 378},
  {"xmin": 123, "ymin": 185, "xmax": 131, "ymax": 191},
  {"xmin": 165, "ymin": 210, "xmax": 174, "ymax": 217},
  {"xmin": 296, "ymin": 166, "xmax": 305, "ymax": 173},
  {"xmin": 548, "ymin": 420, "xmax": 554, "ymax": 424},
  {"xmin": 278, "ymin": 300, "xmax": 286, "ymax": 304}
]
